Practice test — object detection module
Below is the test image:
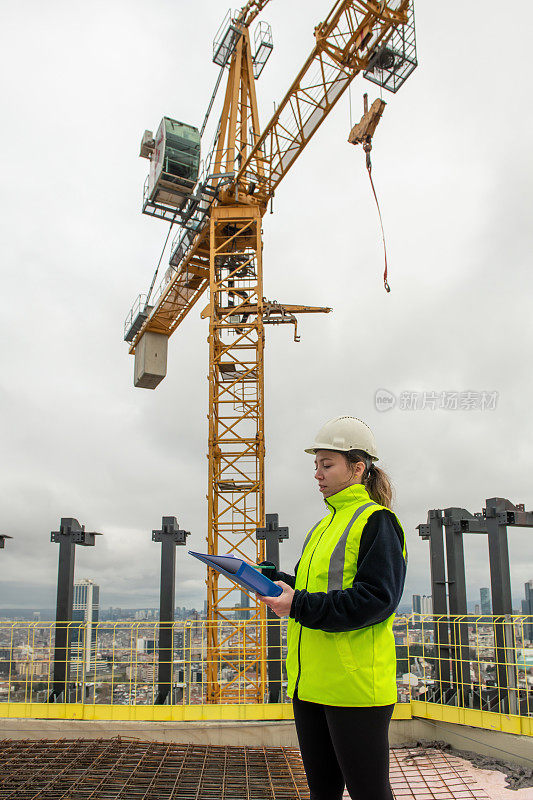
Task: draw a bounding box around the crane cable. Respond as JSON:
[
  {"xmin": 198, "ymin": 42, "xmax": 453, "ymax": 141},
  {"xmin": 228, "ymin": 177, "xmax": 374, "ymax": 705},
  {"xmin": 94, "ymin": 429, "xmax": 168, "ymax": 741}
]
[
  {"xmin": 349, "ymin": 86, "xmax": 390, "ymax": 292},
  {"xmin": 364, "ymin": 139, "xmax": 391, "ymax": 293}
]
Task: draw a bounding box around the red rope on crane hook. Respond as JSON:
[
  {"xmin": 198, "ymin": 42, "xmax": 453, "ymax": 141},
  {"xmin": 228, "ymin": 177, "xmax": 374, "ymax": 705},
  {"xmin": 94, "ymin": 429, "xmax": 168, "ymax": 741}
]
[{"xmin": 364, "ymin": 143, "xmax": 391, "ymax": 293}]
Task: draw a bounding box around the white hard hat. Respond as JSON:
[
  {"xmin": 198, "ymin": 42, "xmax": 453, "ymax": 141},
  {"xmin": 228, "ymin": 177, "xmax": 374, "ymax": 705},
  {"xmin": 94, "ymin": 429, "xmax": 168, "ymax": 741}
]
[{"xmin": 305, "ymin": 416, "xmax": 379, "ymax": 461}]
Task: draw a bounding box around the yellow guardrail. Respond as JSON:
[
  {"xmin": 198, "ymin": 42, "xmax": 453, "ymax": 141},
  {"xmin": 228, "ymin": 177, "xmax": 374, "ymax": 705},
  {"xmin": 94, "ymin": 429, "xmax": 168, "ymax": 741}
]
[{"xmin": 0, "ymin": 615, "xmax": 531, "ymax": 734}]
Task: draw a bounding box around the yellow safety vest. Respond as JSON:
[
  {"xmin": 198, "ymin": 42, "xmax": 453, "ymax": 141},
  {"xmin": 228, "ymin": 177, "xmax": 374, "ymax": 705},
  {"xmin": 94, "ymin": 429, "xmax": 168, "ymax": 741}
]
[{"xmin": 286, "ymin": 483, "xmax": 406, "ymax": 706}]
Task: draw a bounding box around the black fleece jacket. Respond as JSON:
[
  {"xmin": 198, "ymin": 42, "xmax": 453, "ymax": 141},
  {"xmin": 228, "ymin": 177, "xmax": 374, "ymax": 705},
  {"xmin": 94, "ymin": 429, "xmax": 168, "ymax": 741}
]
[{"xmin": 260, "ymin": 509, "xmax": 406, "ymax": 633}]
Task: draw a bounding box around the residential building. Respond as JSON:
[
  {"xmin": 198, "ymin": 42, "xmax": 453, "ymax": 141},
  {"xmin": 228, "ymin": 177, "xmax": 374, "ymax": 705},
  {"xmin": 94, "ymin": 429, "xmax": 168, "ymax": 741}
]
[{"xmin": 137, "ymin": 637, "xmax": 157, "ymax": 655}]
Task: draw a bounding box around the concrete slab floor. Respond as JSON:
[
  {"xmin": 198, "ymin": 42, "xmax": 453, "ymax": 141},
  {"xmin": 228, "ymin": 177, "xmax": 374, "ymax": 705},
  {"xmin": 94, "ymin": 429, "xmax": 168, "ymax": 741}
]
[{"xmin": 452, "ymin": 757, "xmax": 533, "ymax": 800}]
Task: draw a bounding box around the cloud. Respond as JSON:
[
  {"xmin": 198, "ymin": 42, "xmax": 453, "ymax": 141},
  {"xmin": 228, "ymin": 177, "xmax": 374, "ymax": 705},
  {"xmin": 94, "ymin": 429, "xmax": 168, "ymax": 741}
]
[{"xmin": 0, "ymin": 0, "xmax": 532, "ymax": 614}]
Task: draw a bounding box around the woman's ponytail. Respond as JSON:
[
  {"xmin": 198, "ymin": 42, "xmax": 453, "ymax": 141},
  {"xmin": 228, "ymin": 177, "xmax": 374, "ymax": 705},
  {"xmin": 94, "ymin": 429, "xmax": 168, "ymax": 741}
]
[
  {"xmin": 364, "ymin": 463, "xmax": 394, "ymax": 509},
  {"xmin": 344, "ymin": 449, "xmax": 394, "ymax": 509}
]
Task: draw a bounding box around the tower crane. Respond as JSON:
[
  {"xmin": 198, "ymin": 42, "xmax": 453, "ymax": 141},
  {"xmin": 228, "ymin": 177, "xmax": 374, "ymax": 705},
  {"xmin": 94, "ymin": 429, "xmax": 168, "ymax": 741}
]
[{"xmin": 124, "ymin": 0, "xmax": 417, "ymax": 703}]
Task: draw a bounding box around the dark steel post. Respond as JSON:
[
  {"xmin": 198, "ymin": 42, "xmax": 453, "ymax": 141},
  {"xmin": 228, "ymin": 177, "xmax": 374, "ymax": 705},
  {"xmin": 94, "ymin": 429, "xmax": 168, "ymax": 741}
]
[
  {"xmin": 0, "ymin": 535, "xmax": 13, "ymax": 549},
  {"xmin": 417, "ymin": 510, "xmax": 451, "ymax": 699},
  {"xmin": 256, "ymin": 513, "xmax": 289, "ymax": 703},
  {"xmin": 50, "ymin": 531, "xmax": 75, "ymax": 701},
  {"xmin": 442, "ymin": 509, "xmax": 471, "ymax": 706},
  {"xmin": 49, "ymin": 519, "xmax": 101, "ymax": 702},
  {"xmin": 484, "ymin": 498, "xmax": 518, "ymax": 714},
  {"xmin": 152, "ymin": 517, "xmax": 190, "ymax": 705}
]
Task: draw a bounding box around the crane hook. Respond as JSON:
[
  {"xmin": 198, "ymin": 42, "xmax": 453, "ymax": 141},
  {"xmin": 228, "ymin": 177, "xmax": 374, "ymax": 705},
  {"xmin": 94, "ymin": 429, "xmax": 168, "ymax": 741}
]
[{"xmin": 348, "ymin": 94, "xmax": 390, "ymax": 293}]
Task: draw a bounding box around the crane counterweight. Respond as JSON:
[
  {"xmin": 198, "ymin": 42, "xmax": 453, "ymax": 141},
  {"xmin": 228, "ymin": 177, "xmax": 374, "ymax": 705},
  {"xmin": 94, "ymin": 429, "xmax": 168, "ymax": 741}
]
[{"xmin": 134, "ymin": 331, "xmax": 168, "ymax": 390}]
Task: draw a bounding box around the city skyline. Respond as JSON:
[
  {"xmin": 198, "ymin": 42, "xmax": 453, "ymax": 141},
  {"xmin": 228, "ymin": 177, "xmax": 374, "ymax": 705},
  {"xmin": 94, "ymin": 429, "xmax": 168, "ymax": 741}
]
[
  {"xmin": 3, "ymin": 576, "xmax": 533, "ymax": 615},
  {"xmin": 3, "ymin": 580, "xmax": 533, "ymax": 618}
]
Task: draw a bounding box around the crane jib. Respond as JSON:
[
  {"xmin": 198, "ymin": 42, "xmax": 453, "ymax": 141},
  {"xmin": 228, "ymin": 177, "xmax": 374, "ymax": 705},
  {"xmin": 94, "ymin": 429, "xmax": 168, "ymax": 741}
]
[
  {"xmin": 237, "ymin": 1, "xmax": 412, "ymax": 200},
  {"xmin": 130, "ymin": 0, "xmax": 416, "ymax": 349}
]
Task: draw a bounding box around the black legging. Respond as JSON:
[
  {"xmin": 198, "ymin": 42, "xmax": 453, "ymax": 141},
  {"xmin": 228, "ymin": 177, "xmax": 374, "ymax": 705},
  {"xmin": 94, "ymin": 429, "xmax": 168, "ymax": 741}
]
[{"xmin": 292, "ymin": 690, "xmax": 394, "ymax": 800}]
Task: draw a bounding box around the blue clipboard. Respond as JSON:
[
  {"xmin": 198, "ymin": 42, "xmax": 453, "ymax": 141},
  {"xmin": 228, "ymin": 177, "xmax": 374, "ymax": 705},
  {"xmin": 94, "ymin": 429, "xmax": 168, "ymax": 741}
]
[{"xmin": 188, "ymin": 551, "xmax": 283, "ymax": 597}]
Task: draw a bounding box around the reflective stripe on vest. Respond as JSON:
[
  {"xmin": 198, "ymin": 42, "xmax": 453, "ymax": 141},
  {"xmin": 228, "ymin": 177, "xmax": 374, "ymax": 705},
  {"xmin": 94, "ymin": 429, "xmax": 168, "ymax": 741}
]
[
  {"xmin": 300, "ymin": 521, "xmax": 320, "ymax": 554},
  {"xmin": 327, "ymin": 501, "xmax": 377, "ymax": 591}
]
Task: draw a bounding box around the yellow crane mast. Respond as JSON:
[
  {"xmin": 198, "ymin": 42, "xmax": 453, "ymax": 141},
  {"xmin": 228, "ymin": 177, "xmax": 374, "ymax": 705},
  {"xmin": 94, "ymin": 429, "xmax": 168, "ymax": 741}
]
[{"xmin": 125, "ymin": 0, "xmax": 417, "ymax": 703}]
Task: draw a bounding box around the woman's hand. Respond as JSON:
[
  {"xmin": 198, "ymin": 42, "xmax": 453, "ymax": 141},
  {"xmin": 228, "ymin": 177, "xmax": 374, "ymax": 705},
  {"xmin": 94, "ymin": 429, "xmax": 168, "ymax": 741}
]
[{"xmin": 258, "ymin": 581, "xmax": 295, "ymax": 618}]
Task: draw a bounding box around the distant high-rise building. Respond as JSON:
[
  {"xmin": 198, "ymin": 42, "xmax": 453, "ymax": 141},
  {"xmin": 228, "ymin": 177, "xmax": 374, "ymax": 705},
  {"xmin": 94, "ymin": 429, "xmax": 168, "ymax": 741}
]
[
  {"xmin": 412, "ymin": 595, "xmax": 432, "ymax": 616},
  {"xmin": 71, "ymin": 579, "xmax": 100, "ymax": 674},
  {"xmin": 521, "ymin": 580, "xmax": 533, "ymax": 641},
  {"xmin": 480, "ymin": 587, "xmax": 491, "ymax": 616},
  {"xmin": 174, "ymin": 626, "xmax": 192, "ymax": 686},
  {"xmin": 420, "ymin": 596, "xmax": 433, "ymax": 615},
  {"xmin": 236, "ymin": 590, "xmax": 251, "ymax": 621}
]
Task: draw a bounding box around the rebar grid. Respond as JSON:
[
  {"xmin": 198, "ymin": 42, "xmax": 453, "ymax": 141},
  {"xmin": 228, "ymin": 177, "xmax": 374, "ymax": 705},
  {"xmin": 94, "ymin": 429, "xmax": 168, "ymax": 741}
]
[
  {"xmin": 0, "ymin": 738, "xmax": 310, "ymax": 800},
  {"xmin": 388, "ymin": 747, "xmax": 489, "ymax": 799}
]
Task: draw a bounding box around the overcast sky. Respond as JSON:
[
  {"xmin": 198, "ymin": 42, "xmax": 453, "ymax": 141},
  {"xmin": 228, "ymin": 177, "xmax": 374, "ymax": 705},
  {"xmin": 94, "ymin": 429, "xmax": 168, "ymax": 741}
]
[{"xmin": 1, "ymin": 0, "xmax": 532, "ymax": 614}]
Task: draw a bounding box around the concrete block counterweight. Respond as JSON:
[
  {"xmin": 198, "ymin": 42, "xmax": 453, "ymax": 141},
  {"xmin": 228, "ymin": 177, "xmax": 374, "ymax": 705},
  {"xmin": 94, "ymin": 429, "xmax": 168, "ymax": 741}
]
[{"xmin": 134, "ymin": 331, "xmax": 168, "ymax": 389}]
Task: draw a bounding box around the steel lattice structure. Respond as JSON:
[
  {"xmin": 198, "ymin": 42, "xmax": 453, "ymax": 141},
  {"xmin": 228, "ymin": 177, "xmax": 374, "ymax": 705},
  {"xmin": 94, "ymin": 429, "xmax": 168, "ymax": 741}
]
[
  {"xmin": 127, "ymin": 0, "xmax": 416, "ymax": 702},
  {"xmin": 206, "ymin": 206, "xmax": 266, "ymax": 701}
]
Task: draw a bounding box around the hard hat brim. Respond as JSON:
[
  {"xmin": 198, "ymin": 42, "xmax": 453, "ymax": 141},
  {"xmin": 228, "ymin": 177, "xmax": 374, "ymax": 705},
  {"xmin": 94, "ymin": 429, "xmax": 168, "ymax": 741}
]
[{"xmin": 305, "ymin": 444, "xmax": 378, "ymax": 461}]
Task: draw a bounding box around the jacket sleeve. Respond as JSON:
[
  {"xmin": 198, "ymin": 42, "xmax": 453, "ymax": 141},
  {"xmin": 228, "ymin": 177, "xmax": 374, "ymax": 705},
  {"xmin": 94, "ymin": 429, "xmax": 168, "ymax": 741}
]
[
  {"xmin": 259, "ymin": 560, "xmax": 300, "ymax": 589},
  {"xmin": 289, "ymin": 509, "xmax": 406, "ymax": 633}
]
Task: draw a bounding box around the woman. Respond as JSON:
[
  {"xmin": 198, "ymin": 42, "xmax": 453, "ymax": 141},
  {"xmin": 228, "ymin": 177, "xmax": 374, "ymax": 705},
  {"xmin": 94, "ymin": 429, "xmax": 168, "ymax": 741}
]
[{"xmin": 258, "ymin": 415, "xmax": 406, "ymax": 800}]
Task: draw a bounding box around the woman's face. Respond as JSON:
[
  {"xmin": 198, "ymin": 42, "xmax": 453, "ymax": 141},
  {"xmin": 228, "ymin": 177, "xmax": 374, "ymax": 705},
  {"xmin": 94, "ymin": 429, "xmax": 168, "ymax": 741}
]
[{"xmin": 314, "ymin": 450, "xmax": 365, "ymax": 498}]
